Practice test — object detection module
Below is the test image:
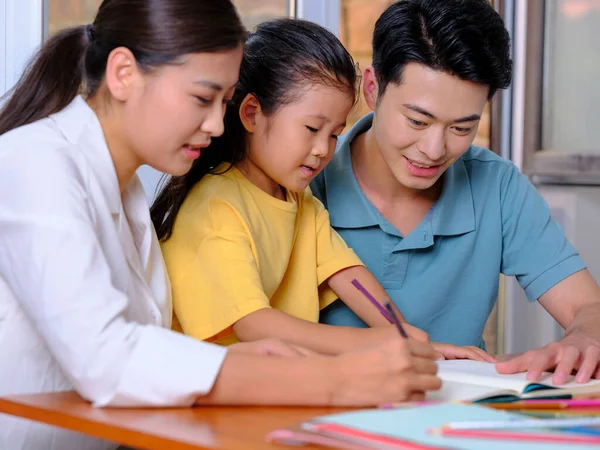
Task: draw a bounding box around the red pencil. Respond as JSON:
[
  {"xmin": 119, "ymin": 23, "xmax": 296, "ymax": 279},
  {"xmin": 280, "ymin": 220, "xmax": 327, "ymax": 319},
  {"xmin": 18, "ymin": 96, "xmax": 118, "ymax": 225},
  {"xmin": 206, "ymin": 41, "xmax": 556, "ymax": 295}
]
[{"xmin": 432, "ymin": 427, "xmax": 600, "ymax": 445}]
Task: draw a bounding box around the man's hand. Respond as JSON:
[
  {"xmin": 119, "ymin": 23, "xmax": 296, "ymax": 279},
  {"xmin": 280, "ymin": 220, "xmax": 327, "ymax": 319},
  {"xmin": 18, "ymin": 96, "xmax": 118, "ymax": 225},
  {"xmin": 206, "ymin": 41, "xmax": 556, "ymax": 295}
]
[{"xmin": 496, "ymin": 334, "xmax": 600, "ymax": 384}]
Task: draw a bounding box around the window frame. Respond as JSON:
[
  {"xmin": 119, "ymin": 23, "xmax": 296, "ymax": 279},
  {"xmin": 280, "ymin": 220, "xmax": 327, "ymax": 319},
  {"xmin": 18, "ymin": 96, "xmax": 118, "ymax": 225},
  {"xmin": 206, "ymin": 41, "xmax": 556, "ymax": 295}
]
[
  {"xmin": 295, "ymin": 0, "xmax": 340, "ymax": 36},
  {"xmin": 0, "ymin": 0, "xmax": 44, "ymax": 100}
]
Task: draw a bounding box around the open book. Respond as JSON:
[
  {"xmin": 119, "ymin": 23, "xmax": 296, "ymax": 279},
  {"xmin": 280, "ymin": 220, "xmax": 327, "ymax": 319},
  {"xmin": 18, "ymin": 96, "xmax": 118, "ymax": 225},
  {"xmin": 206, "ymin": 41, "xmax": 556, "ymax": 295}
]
[{"xmin": 429, "ymin": 360, "xmax": 600, "ymax": 403}]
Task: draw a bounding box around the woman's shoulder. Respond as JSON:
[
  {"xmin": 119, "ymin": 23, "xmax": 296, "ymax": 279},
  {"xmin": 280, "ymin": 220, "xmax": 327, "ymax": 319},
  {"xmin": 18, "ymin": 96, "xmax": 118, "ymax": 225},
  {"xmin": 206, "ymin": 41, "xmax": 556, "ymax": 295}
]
[{"xmin": 0, "ymin": 118, "xmax": 90, "ymax": 187}]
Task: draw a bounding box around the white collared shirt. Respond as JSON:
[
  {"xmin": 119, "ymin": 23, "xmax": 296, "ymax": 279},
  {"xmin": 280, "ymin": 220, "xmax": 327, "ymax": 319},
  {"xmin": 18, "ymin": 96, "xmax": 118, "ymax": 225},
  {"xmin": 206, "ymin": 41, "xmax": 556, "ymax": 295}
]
[{"xmin": 0, "ymin": 97, "xmax": 227, "ymax": 450}]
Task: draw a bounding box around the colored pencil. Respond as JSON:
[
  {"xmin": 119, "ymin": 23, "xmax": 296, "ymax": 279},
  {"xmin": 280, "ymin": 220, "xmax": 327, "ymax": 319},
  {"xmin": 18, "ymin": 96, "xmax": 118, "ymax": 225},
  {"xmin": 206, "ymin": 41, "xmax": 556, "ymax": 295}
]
[
  {"xmin": 516, "ymin": 410, "xmax": 600, "ymax": 418},
  {"xmin": 307, "ymin": 422, "xmax": 457, "ymax": 449},
  {"xmin": 561, "ymin": 426, "xmax": 600, "ymax": 437},
  {"xmin": 432, "ymin": 427, "xmax": 600, "ymax": 444},
  {"xmin": 516, "ymin": 399, "xmax": 600, "ymax": 407},
  {"xmin": 385, "ymin": 302, "xmax": 409, "ymax": 338},
  {"xmin": 483, "ymin": 402, "xmax": 569, "ymax": 410},
  {"xmin": 351, "ymin": 278, "xmax": 409, "ymax": 338},
  {"xmin": 444, "ymin": 416, "xmax": 600, "ymax": 430},
  {"xmin": 350, "ymin": 279, "xmax": 394, "ymax": 323}
]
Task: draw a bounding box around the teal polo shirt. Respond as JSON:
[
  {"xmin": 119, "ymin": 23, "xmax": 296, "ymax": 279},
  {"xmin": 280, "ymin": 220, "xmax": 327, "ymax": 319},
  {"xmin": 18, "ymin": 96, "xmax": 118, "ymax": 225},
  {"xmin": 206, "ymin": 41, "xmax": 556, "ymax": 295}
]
[{"xmin": 311, "ymin": 113, "xmax": 586, "ymax": 348}]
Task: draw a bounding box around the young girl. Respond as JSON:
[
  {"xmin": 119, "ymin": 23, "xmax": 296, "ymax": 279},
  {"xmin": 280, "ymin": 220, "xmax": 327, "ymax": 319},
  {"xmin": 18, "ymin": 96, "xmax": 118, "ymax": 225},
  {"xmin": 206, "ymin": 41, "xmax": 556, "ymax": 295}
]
[
  {"xmin": 0, "ymin": 2, "xmax": 442, "ymax": 450},
  {"xmin": 153, "ymin": 18, "xmax": 491, "ymax": 360}
]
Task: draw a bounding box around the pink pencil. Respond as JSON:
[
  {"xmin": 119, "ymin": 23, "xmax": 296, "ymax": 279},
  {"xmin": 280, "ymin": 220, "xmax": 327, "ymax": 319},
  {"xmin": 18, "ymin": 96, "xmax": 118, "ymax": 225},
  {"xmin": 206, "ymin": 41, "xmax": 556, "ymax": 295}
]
[
  {"xmin": 432, "ymin": 427, "xmax": 600, "ymax": 445},
  {"xmin": 309, "ymin": 422, "xmax": 455, "ymax": 449}
]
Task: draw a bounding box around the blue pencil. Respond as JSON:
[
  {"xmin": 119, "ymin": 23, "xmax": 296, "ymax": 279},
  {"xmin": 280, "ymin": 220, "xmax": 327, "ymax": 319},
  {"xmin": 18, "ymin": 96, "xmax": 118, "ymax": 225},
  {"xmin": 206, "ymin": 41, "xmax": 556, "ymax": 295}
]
[{"xmin": 561, "ymin": 426, "xmax": 600, "ymax": 437}]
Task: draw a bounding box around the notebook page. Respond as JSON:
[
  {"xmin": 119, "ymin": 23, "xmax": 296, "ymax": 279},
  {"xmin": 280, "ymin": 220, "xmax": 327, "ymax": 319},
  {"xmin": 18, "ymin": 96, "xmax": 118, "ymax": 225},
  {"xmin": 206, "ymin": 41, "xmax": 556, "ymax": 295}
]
[
  {"xmin": 430, "ymin": 360, "xmax": 600, "ymax": 401},
  {"xmin": 437, "ymin": 360, "xmax": 534, "ymax": 392}
]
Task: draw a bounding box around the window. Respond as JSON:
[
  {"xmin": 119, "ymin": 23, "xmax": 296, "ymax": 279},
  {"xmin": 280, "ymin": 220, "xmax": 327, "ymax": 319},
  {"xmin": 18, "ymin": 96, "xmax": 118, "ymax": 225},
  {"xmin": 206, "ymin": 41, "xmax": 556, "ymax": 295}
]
[{"xmin": 47, "ymin": 0, "xmax": 291, "ymax": 37}]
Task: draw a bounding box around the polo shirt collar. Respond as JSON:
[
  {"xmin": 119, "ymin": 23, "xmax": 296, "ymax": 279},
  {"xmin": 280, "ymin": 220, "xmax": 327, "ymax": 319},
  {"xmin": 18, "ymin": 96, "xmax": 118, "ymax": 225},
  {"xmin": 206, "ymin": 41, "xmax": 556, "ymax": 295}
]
[
  {"xmin": 431, "ymin": 156, "xmax": 476, "ymax": 236},
  {"xmin": 323, "ymin": 113, "xmax": 380, "ymax": 229}
]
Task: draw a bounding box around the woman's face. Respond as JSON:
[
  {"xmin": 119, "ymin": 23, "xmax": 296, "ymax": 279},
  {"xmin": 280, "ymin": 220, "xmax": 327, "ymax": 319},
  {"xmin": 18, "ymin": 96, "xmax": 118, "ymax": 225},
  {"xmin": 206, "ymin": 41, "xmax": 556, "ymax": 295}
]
[{"xmin": 121, "ymin": 46, "xmax": 243, "ymax": 177}]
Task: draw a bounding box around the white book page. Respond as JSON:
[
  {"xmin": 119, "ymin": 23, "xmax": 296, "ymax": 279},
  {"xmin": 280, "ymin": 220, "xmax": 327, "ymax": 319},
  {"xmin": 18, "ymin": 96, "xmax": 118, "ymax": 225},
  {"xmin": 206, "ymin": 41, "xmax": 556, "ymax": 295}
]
[
  {"xmin": 426, "ymin": 379, "xmax": 505, "ymax": 401},
  {"xmin": 426, "ymin": 360, "xmax": 600, "ymax": 402},
  {"xmin": 437, "ymin": 360, "xmax": 532, "ymax": 392}
]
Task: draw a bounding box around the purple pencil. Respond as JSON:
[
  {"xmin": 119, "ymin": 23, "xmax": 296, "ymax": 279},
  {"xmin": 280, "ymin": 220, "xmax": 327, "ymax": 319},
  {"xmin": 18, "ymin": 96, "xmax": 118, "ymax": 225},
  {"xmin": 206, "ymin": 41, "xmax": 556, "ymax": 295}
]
[
  {"xmin": 351, "ymin": 279, "xmax": 409, "ymax": 338},
  {"xmin": 350, "ymin": 279, "xmax": 393, "ymax": 323}
]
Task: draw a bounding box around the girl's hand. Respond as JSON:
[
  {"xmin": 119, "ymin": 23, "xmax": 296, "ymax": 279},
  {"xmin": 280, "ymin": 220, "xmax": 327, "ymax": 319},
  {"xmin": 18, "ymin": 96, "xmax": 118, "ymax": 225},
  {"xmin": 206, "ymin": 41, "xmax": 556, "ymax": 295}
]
[
  {"xmin": 401, "ymin": 323, "xmax": 430, "ymax": 342},
  {"xmin": 328, "ymin": 337, "xmax": 442, "ymax": 406},
  {"xmin": 432, "ymin": 342, "xmax": 496, "ymax": 362},
  {"xmin": 229, "ymin": 339, "xmax": 315, "ymax": 357}
]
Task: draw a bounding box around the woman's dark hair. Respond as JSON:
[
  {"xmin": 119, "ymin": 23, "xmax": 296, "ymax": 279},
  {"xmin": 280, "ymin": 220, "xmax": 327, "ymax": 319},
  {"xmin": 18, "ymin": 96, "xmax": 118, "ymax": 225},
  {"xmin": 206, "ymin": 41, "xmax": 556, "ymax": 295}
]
[
  {"xmin": 0, "ymin": 0, "xmax": 246, "ymax": 135},
  {"xmin": 372, "ymin": 0, "xmax": 512, "ymax": 100},
  {"xmin": 151, "ymin": 18, "xmax": 358, "ymax": 241}
]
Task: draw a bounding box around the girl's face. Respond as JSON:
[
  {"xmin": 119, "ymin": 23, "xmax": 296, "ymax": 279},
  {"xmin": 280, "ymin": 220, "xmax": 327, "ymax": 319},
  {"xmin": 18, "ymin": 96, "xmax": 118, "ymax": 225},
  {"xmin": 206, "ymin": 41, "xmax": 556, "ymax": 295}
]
[
  {"xmin": 121, "ymin": 46, "xmax": 243, "ymax": 177},
  {"xmin": 242, "ymin": 83, "xmax": 354, "ymax": 196}
]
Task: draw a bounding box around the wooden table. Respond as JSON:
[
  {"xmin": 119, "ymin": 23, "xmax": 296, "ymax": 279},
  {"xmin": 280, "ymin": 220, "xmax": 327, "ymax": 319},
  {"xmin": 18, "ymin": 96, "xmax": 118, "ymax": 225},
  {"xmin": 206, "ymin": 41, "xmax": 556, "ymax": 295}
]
[
  {"xmin": 0, "ymin": 391, "xmax": 348, "ymax": 449},
  {"xmin": 0, "ymin": 356, "xmax": 520, "ymax": 449}
]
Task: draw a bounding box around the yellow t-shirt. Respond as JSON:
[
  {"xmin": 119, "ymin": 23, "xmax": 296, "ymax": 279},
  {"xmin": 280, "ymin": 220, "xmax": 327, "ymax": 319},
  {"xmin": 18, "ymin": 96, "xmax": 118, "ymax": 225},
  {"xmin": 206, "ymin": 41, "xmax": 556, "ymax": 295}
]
[{"xmin": 161, "ymin": 166, "xmax": 363, "ymax": 345}]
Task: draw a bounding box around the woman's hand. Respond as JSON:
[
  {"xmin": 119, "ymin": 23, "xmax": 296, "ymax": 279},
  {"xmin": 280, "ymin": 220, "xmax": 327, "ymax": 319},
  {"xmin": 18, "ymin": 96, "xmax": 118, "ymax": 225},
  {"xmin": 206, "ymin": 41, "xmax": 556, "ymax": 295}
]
[{"xmin": 328, "ymin": 337, "xmax": 442, "ymax": 406}]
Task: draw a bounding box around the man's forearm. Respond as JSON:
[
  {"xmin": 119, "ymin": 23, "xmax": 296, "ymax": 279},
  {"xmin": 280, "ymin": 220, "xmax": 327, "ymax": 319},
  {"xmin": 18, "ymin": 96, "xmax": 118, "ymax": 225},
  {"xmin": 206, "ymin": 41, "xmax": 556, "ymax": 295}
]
[{"xmin": 565, "ymin": 303, "xmax": 600, "ymax": 340}]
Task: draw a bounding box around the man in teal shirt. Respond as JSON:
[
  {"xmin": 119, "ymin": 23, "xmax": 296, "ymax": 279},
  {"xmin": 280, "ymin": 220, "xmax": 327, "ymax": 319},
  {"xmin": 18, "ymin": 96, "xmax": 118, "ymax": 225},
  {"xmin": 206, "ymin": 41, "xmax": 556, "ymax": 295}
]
[{"xmin": 312, "ymin": 0, "xmax": 600, "ymax": 384}]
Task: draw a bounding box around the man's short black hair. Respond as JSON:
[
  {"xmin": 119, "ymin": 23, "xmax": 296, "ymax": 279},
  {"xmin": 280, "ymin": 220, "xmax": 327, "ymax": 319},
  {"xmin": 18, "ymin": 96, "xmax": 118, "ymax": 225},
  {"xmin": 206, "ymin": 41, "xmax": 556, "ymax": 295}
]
[{"xmin": 372, "ymin": 0, "xmax": 512, "ymax": 99}]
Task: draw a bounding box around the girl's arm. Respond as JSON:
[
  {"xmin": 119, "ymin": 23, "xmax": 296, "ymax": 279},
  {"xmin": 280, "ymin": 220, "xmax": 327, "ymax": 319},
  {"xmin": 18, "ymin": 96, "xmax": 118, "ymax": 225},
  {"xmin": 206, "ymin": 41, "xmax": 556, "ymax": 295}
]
[
  {"xmin": 326, "ymin": 266, "xmax": 429, "ymax": 340},
  {"xmin": 327, "ymin": 266, "xmax": 495, "ymax": 362},
  {"xmin": 327, "ymin": 265, "xmax": 408, "ymax": 326},
  {"xmin": 233, "ymin": 307, "xmax": 396, "ymax": 355}
]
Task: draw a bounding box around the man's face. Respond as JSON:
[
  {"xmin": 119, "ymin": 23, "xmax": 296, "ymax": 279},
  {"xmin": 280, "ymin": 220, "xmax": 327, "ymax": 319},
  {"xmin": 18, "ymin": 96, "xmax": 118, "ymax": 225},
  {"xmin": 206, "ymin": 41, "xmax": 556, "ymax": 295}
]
[{"xmin": 365, "ymin": 62, "xmax": 489, "ymax": 191}]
